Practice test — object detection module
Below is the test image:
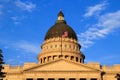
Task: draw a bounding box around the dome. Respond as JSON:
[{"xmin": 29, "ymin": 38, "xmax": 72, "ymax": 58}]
[{"xmin": 44, "ymin": 11, "xmax": 78, "ymax": 41}]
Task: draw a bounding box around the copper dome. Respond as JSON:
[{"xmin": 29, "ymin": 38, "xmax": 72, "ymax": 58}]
[{"xmin": 44, "ymin": 11, "xmax": 78, "ymax": 41}]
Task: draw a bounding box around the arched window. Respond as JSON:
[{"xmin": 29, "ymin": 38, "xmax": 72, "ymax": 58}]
[
  {"xmin": 71, "ymin": 56, "xmax": 74, "ymax": 60},
  {"xmin": 55, "ymin": 45, "xmax": 57, "ymax": 47},
  {"xmin": 41, "ymin": 59, "xmax": 42, "ymax": 64},
  {"xmin": 80, "ymin": 58, "xmax": 82, "ymax": 63},
  {"xmin": 65, "ymin": 55, "xmax": 69, "ymax": 59},
  {"xmin": 76, "ymin": 57, "xmax": 78, "ymax": 62},
  {"xmin": 48, "ymin": 56, "xmax": 52, "ymax": 61},
  {"xmin": 44, "ymin": 57, "xmax": 46, "ymax": 62}
]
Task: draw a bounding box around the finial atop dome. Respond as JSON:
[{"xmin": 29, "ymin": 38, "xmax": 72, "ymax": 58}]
[
  {"xmin": 57, "ymin": 10, "xmax": 64, "ymax": 21},
  {"xmin": 56, "ymin": 10, "xmax": 66, "ymax": 23}
]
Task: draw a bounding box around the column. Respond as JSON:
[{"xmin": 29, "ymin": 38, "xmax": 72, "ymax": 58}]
[
  {"xmin": 33, "ymin": 78, "xmax": 37, "ymax": 80},
  {"xmin": 97, "ymin": 78, "xmax": 100, "ymax": 80},
  {"xmin": 76, "ymin": 78, "xmax": 79, "ymax": 80},
  {"xmin": 87, "ymin": 78, "xmax": 90, "ymax": 80},
  {"xmin": 55, "ymin": 78, "xmax": 58, "ymax": 80},
  {"xmin": 44, "ymin": 78, "xmax": 48, "ymax": 80}
]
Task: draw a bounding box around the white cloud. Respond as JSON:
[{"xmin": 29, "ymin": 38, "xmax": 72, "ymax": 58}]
[
  {"xmin": 0, "ymin": 39, "xmax": 39, "ymax": 65},
  {"xmin": 0, "ymin": 40, "xmax": 40, "ymax": 54},
  {"xmin": 14, "ymin": 41, "xmax": 40, "ymax": 54},
  {"xmin": 15, "ymin": 0, "xmax": 36, "ymax": 12},
  {"xmin": 84, "ymin": 2, "xmax": 107, "ymax": 17},
  {"xmin": 79, "ymin": 10, "xmax": 120, "ymax": 49},
  {"xmin": 10, "ymin": 16, "xmax": 25, "ymax": 24}
]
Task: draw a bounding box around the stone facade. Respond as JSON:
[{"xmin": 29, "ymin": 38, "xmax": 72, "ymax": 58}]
[{"xmin": 2, "ymin": 11, "xmax": 120, "ymax": 80}]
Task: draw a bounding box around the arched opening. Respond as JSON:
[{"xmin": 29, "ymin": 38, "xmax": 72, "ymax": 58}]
[
  {"xmin": 44, "ymin": 57, "xmax": 46, "ymax": 62},
  {"xmin": 65, "ymin": 55, "xmax": 69, "ymax": 59},
  {"xmin": 76, "ymin": 57, "xmax": 78, "ymax": 62},
  {"xmin": 53, "ymin": 55, "xmax": 57, "ymax": 60},
  {"xmin": 71, "ymin": 56, "xmax": 74, "ymax": 61},
  {"xmin": 41, "ymin": 59, "xmax": 42, "ymax": 64},
  {"xmin": 69, "ymin": 78, "xmax": 76, "ymax": 80},
  {"xmin": 80, "ymin": 58, "xmax": 82, "ymax": 63},
  {"xmin": 48, "ymin": 56, "xmax": 52, "ymax": 61}
]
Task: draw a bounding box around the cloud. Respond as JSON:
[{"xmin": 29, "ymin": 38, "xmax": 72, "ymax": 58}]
[
  {"xmin": 14, "ymin": 41, "xmax": 40, "ymax": 53},
  {"xmin": 15, "ymin": 0, "xmax": 36, "ymax": 12},
  {"xmin": 78, "ymin": 10, "xmax": 120, "ymax": 49},
  {"xmin": 10, "ymin": 16, "xmax": 25, "ymax": 24},
  {"xmin": 0, "ymin": 40, "xmax": 40, "ymax": 54},
  {"xmin": 0, "ymin": 39, "xmax": 40, "ymax": 65},
  {"xmin": 84, "ymin": 2, "xmax": 107, "ymax": 17}
]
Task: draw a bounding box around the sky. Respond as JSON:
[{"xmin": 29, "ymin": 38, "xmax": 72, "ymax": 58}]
[{"xmin": 0, "ymin": 0, "xmax": 120, "ymax": 66}]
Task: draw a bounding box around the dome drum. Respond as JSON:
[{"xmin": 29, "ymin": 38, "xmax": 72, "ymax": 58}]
[{"xmin": 38, "ymin": 52, "xmax": 85, "ymax": 64}]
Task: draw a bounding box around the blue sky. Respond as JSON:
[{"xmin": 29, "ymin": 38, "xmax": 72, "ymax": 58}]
[{"xmin": 0, "ymin": 0, "xmax": 120, "ymax": 66}]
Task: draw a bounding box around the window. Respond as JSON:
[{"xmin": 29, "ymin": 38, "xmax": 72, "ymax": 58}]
[
  {"xmin": 60, "ymin": 45, "xmax": 62, "ymax": 47},
  {"xmin": 53, "ymin": 55, "xmax": 57, "ymax": 60},
  {"xmin": 58, "ymin": 78, "xmax": 65, "ymax": 80},
  {"xmin": 55, "ymin": 45, "xmax": 57, "ymax": 47},
  {"xmin": 80, "ymin": 58, "xmax": 82, "ymax": 63},
  {"xmin": 26, "ymin": 78, "xmax": 33, "ymax": 80},
  {"xmin": 41, "ymin": 59, "xmax": 42, "ymax": 63},
  {"xmin": 48, "ymin": 78, "xmax": 55, "ymax": 80},
  {"xmin": 48, "ymin": 56, "xmax": 52, "ymax": 61},
  {"xmin": 59, "ymin": 55, "xmax": 63, "ymax": 58},
  {"xmin": 80, "ymin": 78, "xmax": 86, "ymax": 80},
  {"xmin": 71, "ymin": 56, "xmax": 74, "ymax": 60},
  {"xmin": 44, "ymin": 57, "xmax": 46, "ymax": 61},
  {"xmin": 65, "ymin": 55, "xmax": 69, "ymax": 59},
  {"xmin": 50, "ymin": 45, "xmax": 52, "ymax": 48},
  {"xmin": 76, "ymin": 57, "xmax": 78, "ymax": 62},
  {"xmin": 69, "ymin": 78, "xmax": 76, "ymax": 80},
  {"xmin": 37, "ymin": 78, "xmax": 44, "ymax": 80},
  {"xmin": 65, "ymin": 45, "xmax": 67, "ymax": 48},
  {"xmin": 91, "ymin": 78, "xmax": 97, "ymax": 80}
]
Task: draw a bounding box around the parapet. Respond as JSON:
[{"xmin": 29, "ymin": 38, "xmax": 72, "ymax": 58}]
[
  {"xmin": 102, "ymin": 64, "xmax": 120, "ymax": 71},
  {"xmin": 3, "ymin": 62, "xmax": 37, "ymax": 73},
  {"xmin": 86, "ymin": 62, "xmax": 101, "ymax": 69}
]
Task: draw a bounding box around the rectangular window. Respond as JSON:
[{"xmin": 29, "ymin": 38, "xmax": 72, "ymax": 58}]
[
  {"xmin": 26, "ymin": 78, "xmax": 33, "ymax": 80},
  {"xmin": 69, "ymin": 78, "xmax": 76, "ymax": 80},
  {"xmin": 58, "ymin": 78, "xmax": 65, "ymax": 80},
  {"xmin": 37, "ymin": 78, "xmax": 44, "ymax": 80},
  {"xmin": 117, "ymin": 78, "xmax": 120, "ymax": 80},
  {"xmin": 80, "ymin": 78, "xmax": 86, "ymax": 80},
  {"xmin": 48, "ymin": 78, "xmax": 55, "ymax": 80},
  {"xmin": 91, "ymin": 78, "xmax": 97, "ymax": 80}
]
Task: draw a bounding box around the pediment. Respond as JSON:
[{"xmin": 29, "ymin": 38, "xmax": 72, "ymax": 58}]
[{"xmin": 23, "ymin": 59, "xmax": 100, "ymax": 72}]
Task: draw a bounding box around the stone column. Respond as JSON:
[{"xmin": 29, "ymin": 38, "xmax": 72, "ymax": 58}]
[
  {"xmin": 98, "ymin": 78, "xmax": 101, "ymax": 80},
  {"xmin": 55, "ymin": 78, "xmax": 58, "ymax": 80},
  {"xmin": 33, "ymin": 78, "xmax": 37, "ymax": 80},
  {"xmin": 44, "ymin": 78, "xmax": 48, "ymax": 80},
  {"xmin": 76, "ymin": 78, "xmax": 79, "ymax": 80},
  {"xmin": 87, "ymin": 78, "xmax": 90, "ymax": 80}
]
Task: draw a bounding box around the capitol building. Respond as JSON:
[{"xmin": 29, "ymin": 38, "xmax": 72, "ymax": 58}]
[{"xmin": 2, "ymin": 11, "xmax": 120, "ymax": 80}]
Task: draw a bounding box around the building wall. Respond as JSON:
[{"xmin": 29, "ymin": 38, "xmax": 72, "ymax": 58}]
[{"xmin": 2, "ymin": 62, "xmax": 120, "ymax": 80}]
